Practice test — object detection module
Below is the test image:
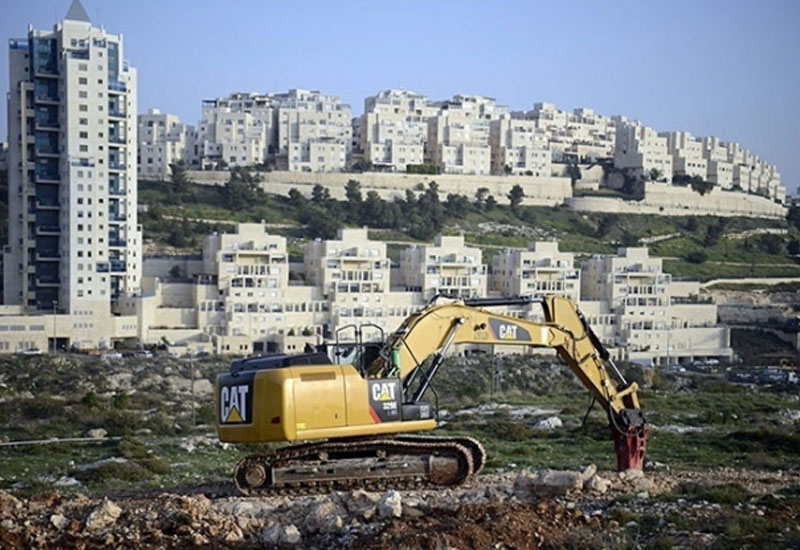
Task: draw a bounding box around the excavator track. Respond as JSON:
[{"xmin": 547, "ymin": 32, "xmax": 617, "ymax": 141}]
[{"xmin": 233, "ymin": 436, "xmax": 481, "ymax": 496}]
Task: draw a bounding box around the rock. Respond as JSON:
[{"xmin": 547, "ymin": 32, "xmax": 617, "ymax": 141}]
[
  {"xmin": 581, "ymin": 464, "xmax": 597, "ymax": 483},
  {"xmin": 165, "ymin": 376, "xmax": 191, "ymax": 394},
  {"xmin": 107, "ymin": 372, "xmax": 133, "ymax": 391},
  {"xmin": 192, "ymin": 379, "xmax": 213, "ymax": 396},
  {"xmin": 378, "ymin": 490, "xmax": 403, "ymax": 519},
  {"xmin": 585, "ymin": 474, "xmax": 612, "ymax": 495},
  {"xmin": 633, "ymin": 477, "xmax": 656, "ymax": 493},
  {"xmin": 0, "ymin": 519, "xmax": 16, "ymax": 531},
  {"xmin": 76, "ymin": 457, "xmax": 128, "ymax": 472},
  {"xmin": 0, "ymin": 490, "xmax": 22, "ymax": 514},
  {"xmin": 85, "ymin": 498, "xmax": 122, "ymax": 531},
  {"xmin": 86, "ymin": 428, "xmax": 107, "ymax": 439},
  {"xmin": 53, "ymin": 476, "xmax": 81, "ymax": 487},
  {"xmin": 635, "ymin": 491, "xmax": 650, "ymax": 500},
  {"xmin": 534, "ymin": 416, "xmax": 563, "ymax": 430},
  {"xmin": 515, "ymin": 468, "xmax": 584, "ymax": 497},
  {"xmin": 304, "ymin": 501, "xmax": 345, "ymax": 533},
  {"xmin": 192, "ymin": 533, "xmax": 209, "ymax": 546},
  {"xmin": 223, "ymin": 526, "xmax": 243, "ymax": 542},
  {"xmin": 50, "ymin": 514, "xmax": 69, "ymax": 530},
  {"xmin": 262, "ymin": 524, "xmax": 302, "ymax": 545},
  {"xmin": 618, "ymin": 469, "xmax": 645, "ymax": 483}
]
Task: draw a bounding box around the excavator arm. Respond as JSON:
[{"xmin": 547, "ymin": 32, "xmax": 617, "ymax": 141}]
[{"xmin": 370, "ymin": 295, "xmax": 649, "ymax": 470}]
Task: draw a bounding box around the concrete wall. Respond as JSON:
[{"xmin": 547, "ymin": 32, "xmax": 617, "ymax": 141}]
[
  {"xmin": 567, "ymin": 182, "xmax": 786, "ymax": 219},
  {"xmin": 143, "ymin": 256, "xmax": 204, "ymax": 280},
  {"xmin": 186, "ymin": 170, "xmax": 573, "ymax": 206}
]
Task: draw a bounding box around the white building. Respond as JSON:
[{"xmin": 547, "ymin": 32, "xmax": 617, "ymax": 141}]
[
  {"xmin": 661, "ymin": 131, "xmax": 707, "ymax": 180},
  {"xmin": 489, "ymin": 116, "xmax": 551, "ymax": 176},
  {"xmin": 274, "ymin": 89, "xmax": 352, "ymax": 173},
  {"xmin": 197, "ymin": 92, "xmax": 274, "ymax": 169},
  {"xmin": 399, "ymin": 235, "xmax": 487, "ymax": 299},
  {"xmin": 581, "ymin": 247, "xmax": 732, "ymax": 365},
  {"xmin": 516, "ymin": 103, "xmax": 615, "ymax": 162},
  {"xmin": 137, "ymin": 108, "xmax": 196, "ymax": 179},
  {"xmin": 3, "ymin": 0, "xmax": 141, "ymax": 315},
  {"xmin": 614, "ymin": 119, "xmax": 673, "ymax": 182},
  {"xmin": 356, "ymin": 89, "xmax": 433, "ymax": 172},
  {"xmin": 490, "ymin": 241, "xmax": 580, "ymax": 302},
  {"xmin": 426, "ymin": 94, "xmax": 507, "ymax": 175}
]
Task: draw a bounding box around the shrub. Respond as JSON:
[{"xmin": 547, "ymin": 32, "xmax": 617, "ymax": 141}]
[{"xmin": 686, "ymin": 250, "xmax": 708, "ymax": 264}]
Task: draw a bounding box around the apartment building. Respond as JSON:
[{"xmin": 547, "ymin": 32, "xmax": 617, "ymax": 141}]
[
  {"xmin": 356, "ymin": 89, "xmax": 434, "ymax": 172},
  {"xmin": 701, "ymin": 136, "xmax": 734, "ymax": 189},
  {"xmin": 516, "ymin": 103, "xmax": 615, "ymax": 162},
  {"xmin": 274, "ymin": 89, "xmax": 352, "ymax": 173},
  {"xmin": 490, "ymin": 241, "xmax": 580, "ymax": 302},
  {"xmin": 399, "ymin": 235, "xmax": 486, "ymax": 299},
  {"xmin": 3, "ymin": 0, "xmax": 141, "ymax": 315},
  {"xmin": 489, "ymin": 116, "xmax": 551, "ymax": 176},
  {"xmin": 614, "ymin": 119, "xmax": 673, "ymax": 182},
  {"xmin": 581, "ymin": 247, "xmax": 732, "ymax": 365},
  {"xmin": 196, "ymin": 92, "xmax": 274, "ymax": 169},
  {"xmin": 137, "ymin": 108, "xmax": 196, "ymax": 179},
  {"xmin": 426, "ymin": 94, "xmax": 506, "ymax": 175},
  {"xmin": 661, "ymin": 131, "xmax": 707, "ymax": 179}
]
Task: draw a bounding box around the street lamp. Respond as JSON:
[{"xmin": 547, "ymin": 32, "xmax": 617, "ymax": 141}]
[{"xmin": 51, "ymin": 300, "xmax": 58, "ymax": 354}]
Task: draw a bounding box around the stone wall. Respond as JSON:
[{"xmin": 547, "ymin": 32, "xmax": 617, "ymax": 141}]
[
  {"xmin": 185, "ymin": 170, "xmax": 573, "ymax": 206},
  {"xmin": 567, "ymin": 182, "xmax": 786, "ymax": 219}
]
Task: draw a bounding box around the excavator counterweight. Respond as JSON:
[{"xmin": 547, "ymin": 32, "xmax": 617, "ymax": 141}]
[{"xmin": 216, "ymin": 295, "xmax": 648, "ymax": 494}]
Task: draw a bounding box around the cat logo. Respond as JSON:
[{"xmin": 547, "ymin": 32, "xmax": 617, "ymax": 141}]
[
  {"xmin": 371, "ymin": 382, "xmax": 396, "ymax": 402},
  {"xmin": 220, "ymin": 384, "xmax": 249, "ymax": 424},
  {"xmin": 498, "ymin": 324, "xmax": 518, "ymax": 340}
]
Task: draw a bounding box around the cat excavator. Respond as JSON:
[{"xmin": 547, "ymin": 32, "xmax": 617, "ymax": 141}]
[{"xmin": 216, "ymin": 295, "xmax": 648, "ymax": 495}]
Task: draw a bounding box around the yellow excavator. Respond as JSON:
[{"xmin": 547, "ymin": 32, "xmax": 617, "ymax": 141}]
[{"xmin": 216, "ymin": 295, "xmax": 648, "ymax": 495}]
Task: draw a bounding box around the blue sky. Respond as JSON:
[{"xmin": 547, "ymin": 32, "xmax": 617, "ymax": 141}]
[{"xmin": 2, "ymin": 0, "xmax": 799, "ymax": 193}]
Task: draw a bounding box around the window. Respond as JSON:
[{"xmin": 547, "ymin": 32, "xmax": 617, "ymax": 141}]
[
  {"xmin": 79, "ymin": 131, "xmax": 88, "ymax": 139},
  {"xmin": 79, "ymin": 91, "xmax": 87, "ymax": 99},
  {"xmin": 79, "ymin": 77, "xmax": 87, "ymax": 85},
  {"xmin": 79, "ymin": 118, "xmax": 88, "ymax": 125}
]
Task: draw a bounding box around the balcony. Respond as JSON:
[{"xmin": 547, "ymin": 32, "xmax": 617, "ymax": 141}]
[
  {"xmin": 109, "ymin": 186, "xmax": 125, "ymax": 196},
  {"xmin": 34, "ymin": 93, "xmax": 59, "ymax": 104},
  {"xmin": 96, "ymin": 263, "xmax": 110, "ymax": 273},
  {"xmin": 108, "ymin": 108, "xmax": 125, "ymax": 118},
  {"xmin": 109, "ymin": 135, "xmax": 126, "ymax": 145},
  {"xmin": 36, "ymin": 275, "xmax": 60, "ymax": 286},
  {"xmin": 36, "ymin": 224, "xmax": 60, "ymax": 235},
  {"xmin": 34, "ymin": 119, "xmax": 59, "ymax": 131},
  {"xmin": 35, "ymin": 171, "xmax": 60, "ymax": 183},
  {"xmin": 108, "ymin": 239, "xmax": 127, "ymax": 247},
  {"xmin": 35, "ymin": 251, "xmax": 60, "ymax": 261},
  {"xmin": 108, "ymin": 212, "xmax": 126, "ymax": 222},
  {"xmin": 108, "ymin": 162, "xmax": 125, "ymax": 171},
  {"xmin": 110, "ymin": 261, "xmax": 126, "ymax": 272},
  {"xmin": 108, "ymin": 81, "xmax": 126, "ymax": 93}
]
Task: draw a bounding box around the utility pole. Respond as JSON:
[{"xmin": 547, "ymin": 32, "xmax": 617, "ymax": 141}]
[{"xmin": 189, "ymin": 352, "xmax": 196, "ymax": 430}]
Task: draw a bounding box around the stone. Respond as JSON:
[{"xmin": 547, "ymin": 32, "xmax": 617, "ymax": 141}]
[
  {"xmin": 304, "ymin": 501, "xmax": 344, "ymax": 533},
  {"xmin": 618, "ymin": 469, "xmax": 645, "ymax": 483},
  {"xmin": 192, "ymin": 533, "xmax": 209, "ymax": 546},
  {"xmin": 0, "ymin": 519, "xmax": 15, "ymax": 531},
  {"xmin": 633, "ymin": 477, "xmax": 656, "ymax": 493},
  {"xmin": 260, "ymin": 525, "xmax": 281, "ymax": 545},
  {"xmin": 50, "ymin": 514, "xmax": 69, "ymax": 530},
  {"xmin": 0, "ymin": 490, "xmax": 22, "ymax": 514},
  {"xmin": 53, "ymin": 476, "xmax": 81, "ymax": 487},
  {"xmin": 192, "ymin": 379, "xmax": 213, "ymax": 397},
  {"xmin": 378, "ymin": 490, "xmax": 403, "ymax": 519},
  {"xmin": 585, "ymin": 474, "xmax": 612, "ymax": 495},
  {"xmin": 581, "ymin": 464, "xmax": 597, "ymax": 483},
  {"xmin": 515, "ymin": 469, "xmax": 584, "ymax": 497},
  {"xmin": 282, "ymin": 524, "xmax": 302, "ymax": 545},
  {"xmin": 85, "ymin": 498, "xmax": 122, "ymax": 531},
  {"xmin": 86, "ymin": 428, "xmax": 107, "ymax": 439},
  {"xmin": 534, "ymin": 416, "xmax": 563, "ymax": 430},
  {"xmin": 223, "ymin": 526, "xmax": 243, "ymax": 542}
]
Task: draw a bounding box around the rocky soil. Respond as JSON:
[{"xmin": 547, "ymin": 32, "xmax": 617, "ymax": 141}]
[{"xmin": 2, "ymin": 466, "xmax": 799, "ymax": 550}]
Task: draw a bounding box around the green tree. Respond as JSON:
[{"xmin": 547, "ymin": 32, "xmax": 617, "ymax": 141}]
[
  {"xmin": 759, "ymin": 234, "xmax": 784, "ymax": 255},
  {"xmin": 507, "ymin": 184, "xmax": 525, "ymax": 211},
  {"xmin": 566, "ymin": 163, "xmax": 582, "ymax": 186},
  {"xmin": 788, "ymin": 239, "xmax": 800, "ymax": 256},
  {"xmin": 504, "ymin": 164, "xmax": 513, "ymax": 175},
  {"xmin": 446, "ymin": 194, "xmax": 470, "ymax": 218},
  {"xmin": 690, "ymin": 176, "xmax": 714, "ymax": 196},
  {"xmin": 703, "ymin": 221, "xmax": 726, "ymax": 247},
  {"xmin": 484, "ymin": 195, "xmax": 497, "ymax": 211},
  {"xmin": 287, "ymin": 188, "xmax": 306, "ymax": 208},
  {"xmin": 686, "ymin": 250, "xmax": 708, "ymax": 264},
  {"xmin": 224, "ymin": 168, "xmax": 262, "ymax": 210},
  {"xmin": 169, "ymin": 160, "xmax": 190, "ymax": 194},
  {"xmin": 311, "ymin": 184, "xmax": 331, "ymax": 204},
  {"xmin": 345, "ymin": 179, "xmax": 363, "ymax": 220},
  {"xmin": 648, "ymin": 168, "xmax": 663, "ymax": 182},
  {"xmin": 597, "ymin": 215, "xmax": 614, "ymax": 238},
  {"xmin": 685, "ymin": 216, "xmax": 698, "ymax": 232},
  {"xmin": 620, "ymin": 230, "xmax": 639, "ymax": 247},
  {"xmin": 475, "ymin": 187, "xmax": 489, "ymax": 208}
]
